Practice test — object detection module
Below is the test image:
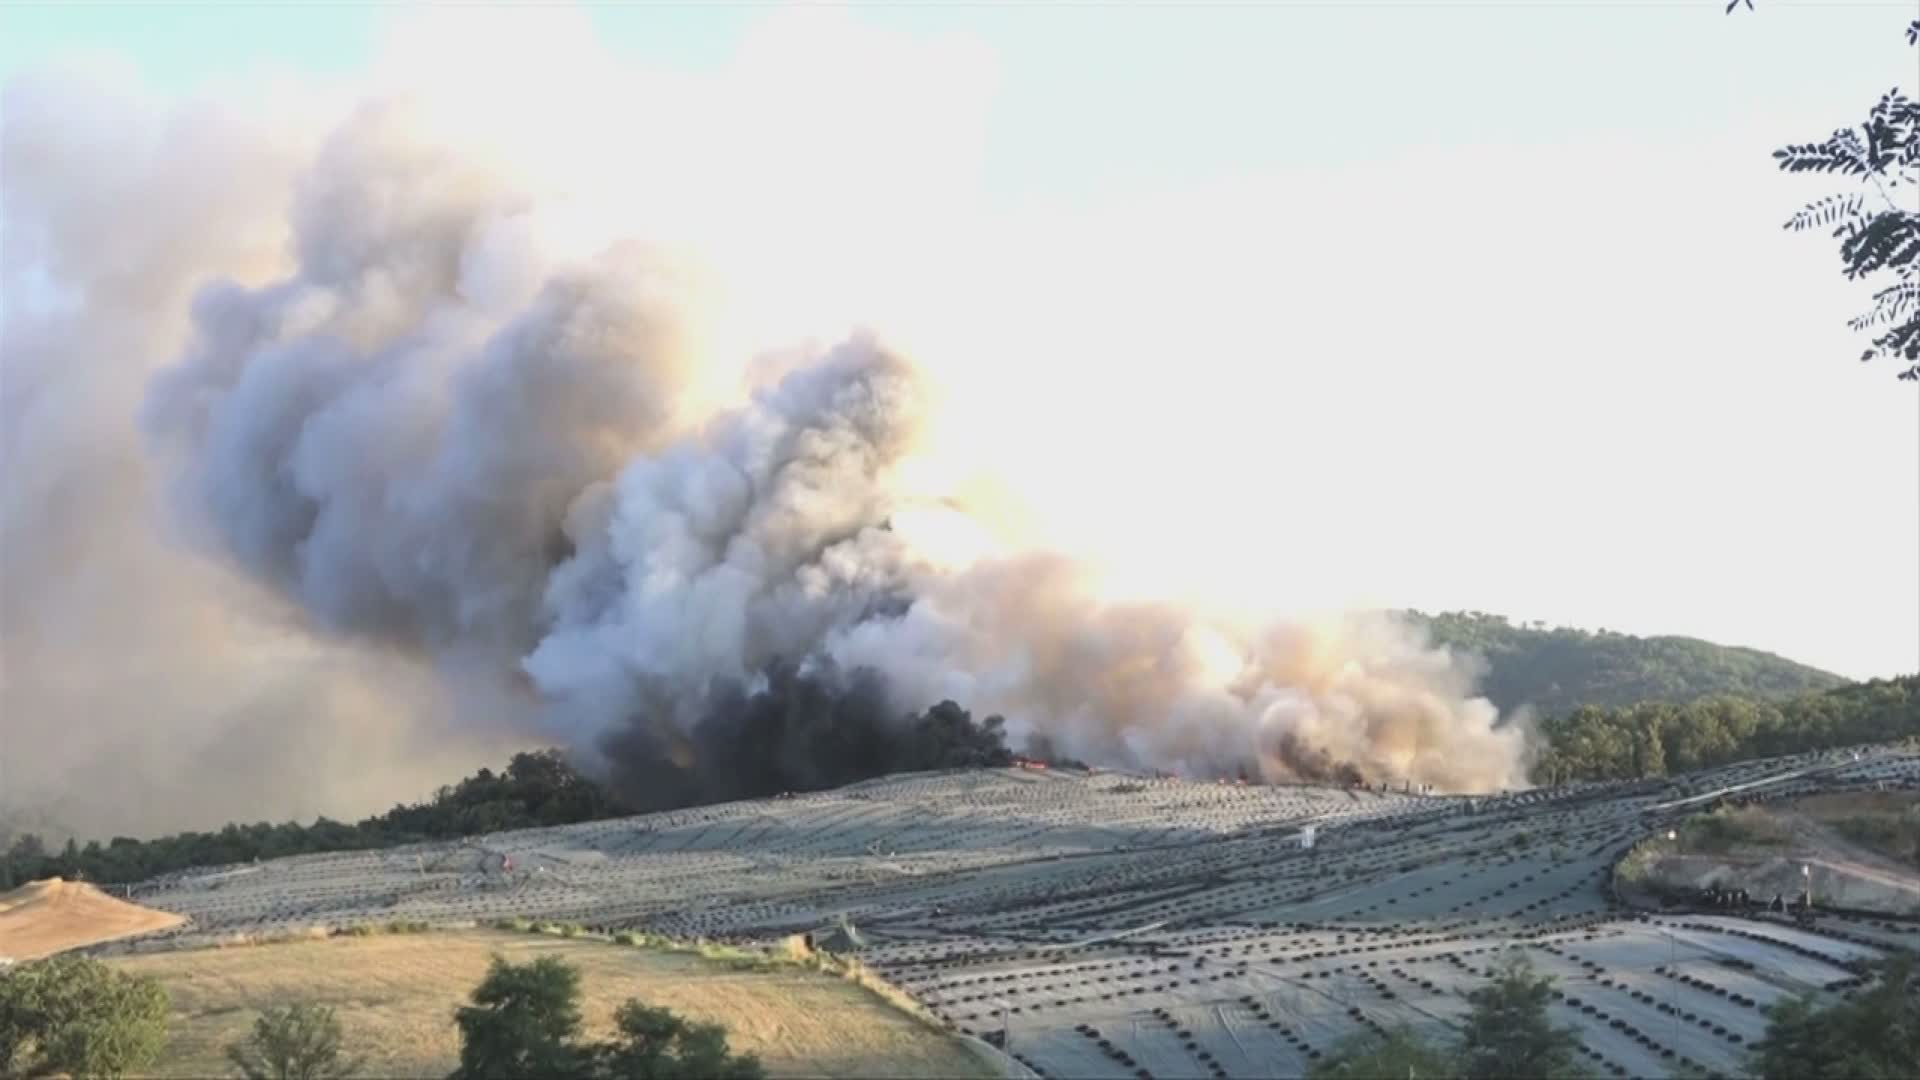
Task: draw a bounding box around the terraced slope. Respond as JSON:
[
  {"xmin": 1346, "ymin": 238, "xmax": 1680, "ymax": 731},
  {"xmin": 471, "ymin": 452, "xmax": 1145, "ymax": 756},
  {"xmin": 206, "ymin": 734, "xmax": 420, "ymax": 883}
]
[{"xmin": 110, "ymin": 746, "xmax": 1920, "ymax": 1080}]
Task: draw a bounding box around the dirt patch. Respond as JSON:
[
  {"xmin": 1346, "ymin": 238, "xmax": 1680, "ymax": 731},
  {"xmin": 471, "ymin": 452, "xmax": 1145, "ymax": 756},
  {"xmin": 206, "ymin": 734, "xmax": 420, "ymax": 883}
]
[
  {"xmin": 0, "ymin": 877, "xmax": 185, "ymax": 962},
  {"xmin": 1627, "ymin": 794, "xmax": 1920, "ymax": 915},
  {"xmin": 106, "ymin": 929, "xmax": 994, "ymax": 1079}
]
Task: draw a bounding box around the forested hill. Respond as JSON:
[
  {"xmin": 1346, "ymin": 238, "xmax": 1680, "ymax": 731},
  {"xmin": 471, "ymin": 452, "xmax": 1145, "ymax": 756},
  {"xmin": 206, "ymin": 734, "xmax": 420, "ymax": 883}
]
[{"xmin": 1408, "ymin": 610, "xmax": 1846, "ymax": 717}]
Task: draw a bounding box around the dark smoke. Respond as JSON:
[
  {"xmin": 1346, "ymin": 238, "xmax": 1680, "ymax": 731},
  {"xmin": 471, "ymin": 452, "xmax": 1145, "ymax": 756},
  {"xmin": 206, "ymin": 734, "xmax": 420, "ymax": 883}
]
[
  {"xmin": 1268, "ymin": 732, "xmax": 1366, "ymax": 788},
  {"xmin": 598, "ymin": 658, "xmax": 1011, "ymax": 811}
]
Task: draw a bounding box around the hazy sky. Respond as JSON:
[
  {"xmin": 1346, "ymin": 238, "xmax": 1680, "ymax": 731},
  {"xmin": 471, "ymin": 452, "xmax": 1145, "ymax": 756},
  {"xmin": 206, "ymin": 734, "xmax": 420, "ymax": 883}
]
[{"xmin": 3, "ymin": 0, "xmax": 1916, "ymax": 681}]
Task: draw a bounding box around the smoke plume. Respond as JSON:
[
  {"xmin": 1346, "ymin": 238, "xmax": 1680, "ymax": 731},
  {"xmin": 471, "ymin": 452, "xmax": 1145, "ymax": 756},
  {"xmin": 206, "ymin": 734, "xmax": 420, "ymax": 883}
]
[
  {"xmin": 5, "ymin": 16, "xmax": 1532, "ymax": 837},
  {"xmin": 0, "ymin": 70, "xmax": 526, "ymax": 839}
]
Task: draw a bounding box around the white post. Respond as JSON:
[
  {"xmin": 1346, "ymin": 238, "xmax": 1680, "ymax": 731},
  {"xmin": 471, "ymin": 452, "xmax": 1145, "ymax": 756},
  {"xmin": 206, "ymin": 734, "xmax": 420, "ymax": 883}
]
[{"xmin": 1665, "ymin": 928, "xmax": 1678, "ymax": 1053}]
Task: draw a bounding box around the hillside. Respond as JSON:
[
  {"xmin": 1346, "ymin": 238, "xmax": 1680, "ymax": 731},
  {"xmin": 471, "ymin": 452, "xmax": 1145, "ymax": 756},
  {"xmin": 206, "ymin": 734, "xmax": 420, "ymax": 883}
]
[
  {"xmin": 87, "ymin": 745, "xmax": 1920, "ymax": 1080},
  {"xmin": 1410, "ymin": 610, "xmax": 1846, "ymax": 716}
]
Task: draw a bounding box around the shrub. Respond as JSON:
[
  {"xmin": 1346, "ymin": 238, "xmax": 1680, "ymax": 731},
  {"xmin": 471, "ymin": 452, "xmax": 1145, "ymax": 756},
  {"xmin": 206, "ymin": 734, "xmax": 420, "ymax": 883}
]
[
  {"xmin": 447, "ymin": 954, "xmax": 766, "ymax": 1080},
  {"xmin": 227, "ymin": 1003, "xmax": 362, "ymax": 1079},
  {"xmin": 1752, "ymin": 953, "xmax": 1920, "ymax": 1079},
  {"xmin": 1310, "ymin": 1027, "xmax": 1458, "ymax": 1079},
  {"xmin": 0, "ymin": 953, "xmax": 169, "ymax": 1078},
  {"xmin": 590, "ymin": 1000, "xmax": 764, "ymax": 1079}
]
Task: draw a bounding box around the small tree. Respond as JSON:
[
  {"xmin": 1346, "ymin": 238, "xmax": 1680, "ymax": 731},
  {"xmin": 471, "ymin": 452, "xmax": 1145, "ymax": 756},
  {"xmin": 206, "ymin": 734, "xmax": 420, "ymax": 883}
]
[
  {"xmin": 227, "ymin": 1003, "xmax": 362, "ymax": 1080},
  {"xmin": 448, "ymin": 953, "xmax": 764, "ymax": 1080},
  {"xmin": 588, "ymin": 1000, "xmax": 765, "ymax": 1080},
  {"xmin": 1751, "ymin": 953, "xmax": 1920, "ymax": 1079},
  {"xmin": 1457, "ymin": 952, "xmax": 1583, "ymax": 1079},
  {"xmin": 449, "ymin": 955, "xmax": 590, "ymax": 1080},
  {"xmin": 1309, "ymin": 1026, "xmax": 1458, "ymax": 1080},
  {"xmin": 0, "ymin": 953, "xmax": 169, "ymax": 1078}
]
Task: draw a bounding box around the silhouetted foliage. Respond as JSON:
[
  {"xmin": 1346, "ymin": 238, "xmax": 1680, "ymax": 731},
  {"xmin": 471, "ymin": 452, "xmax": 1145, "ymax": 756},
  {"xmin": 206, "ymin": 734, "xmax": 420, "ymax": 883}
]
[
  {"xmin": 1410, "ymin": 610, "xmax": 1843, "ymax": 716},
  {"xmin": 1751, "ymin": 953, "xmax": 1920, "ymax": 1079},
  {"xmin": 1768, "ymin": 14, "xmax": 1920, "ymax": 378},
  {"xmin": 1533, "ymin": 675, "xmax": 1920, "ymax": 784},
  {"xmin": 0, "ymin": 953, "xmax": 169, "ymax": 1079},
  {"xmin": 227, "ymin": 1003, "xmax": 362, "ymax": 1080}
]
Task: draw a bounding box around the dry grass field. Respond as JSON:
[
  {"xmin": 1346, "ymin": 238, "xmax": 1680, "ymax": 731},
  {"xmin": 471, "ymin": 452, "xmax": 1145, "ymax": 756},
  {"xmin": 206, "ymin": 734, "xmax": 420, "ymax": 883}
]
[
  {"xmin": 107, "ymin": 930, "xmax": 997, "ymax": 1079},
  {"xmin": 1793, "ymin": 790, "xmax": 1920, "ymax": 867},
  {"xmin": 0, "ymin": 878, "xmax": 184, "ymax": 961}
]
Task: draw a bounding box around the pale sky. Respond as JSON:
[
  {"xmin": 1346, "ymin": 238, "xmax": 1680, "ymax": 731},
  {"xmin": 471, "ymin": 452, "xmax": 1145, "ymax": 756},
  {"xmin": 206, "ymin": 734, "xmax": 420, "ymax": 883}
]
[{"xmin": 3, "ymin": 0, "xmax": 1916, "ymax": 681}]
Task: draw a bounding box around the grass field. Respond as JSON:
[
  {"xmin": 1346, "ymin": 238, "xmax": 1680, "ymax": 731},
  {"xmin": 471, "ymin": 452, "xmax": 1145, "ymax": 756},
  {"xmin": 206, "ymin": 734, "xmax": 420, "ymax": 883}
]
[{"xmin": 107, "ymin": 930, "xmax": 997, "ymax": 1078}]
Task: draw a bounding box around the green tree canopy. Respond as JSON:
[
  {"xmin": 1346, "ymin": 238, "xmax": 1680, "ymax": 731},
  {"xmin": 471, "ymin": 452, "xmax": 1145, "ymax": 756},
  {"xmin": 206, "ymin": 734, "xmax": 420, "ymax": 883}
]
[
  {"xmin": 1409, "ymin": 610, "xmax": 1843, "ymax": 718},
  {"xmin": 450, "ymin": 954, "xmax": 589, "ymax": 1080},
  {"xmin": 1752, "ymin": 954, "xmax": 1920, "ymax": 1080},
  {"xmin": 1456, "ymin": 952, "xmax": 1583, "ymax": 1080},
  {"xmin": 0, "ymin": 953, "xmax": 169, "ymax": 1079},
  {"xmin": 1533, "ymin": 676, "xmax": 1920, "ymax": 785},
  {"xmin": 588, "ymin": 1001, "xmax": 764, "ymax": 1080},
  {"xmin": 1310, "ymin": 951, "xmax": 1582, "ymax": 1080},
  {"xmin": 447, "ymin": 955, "xmax": 766, "ymax": 1080},
  {"xmin": 227, "ymin": 1003, "xmax": 362, "ymax": 1080}
]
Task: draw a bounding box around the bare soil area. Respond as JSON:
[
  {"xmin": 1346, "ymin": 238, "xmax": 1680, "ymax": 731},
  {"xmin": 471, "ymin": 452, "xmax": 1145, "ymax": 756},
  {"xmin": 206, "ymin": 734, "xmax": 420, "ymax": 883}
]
[{"xmin": 1632, "ymin": 793, "xmax": 1920, "ymax": 915}]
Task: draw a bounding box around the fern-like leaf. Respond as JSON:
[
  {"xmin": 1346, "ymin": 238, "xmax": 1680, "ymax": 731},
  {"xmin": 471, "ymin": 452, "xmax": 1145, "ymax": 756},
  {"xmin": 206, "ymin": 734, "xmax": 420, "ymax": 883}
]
[
  {"xmin": 1869, "ymin": 319, "xmax": 1920, "ymax": 366},
  {"xmin": 1785, "ymin": 193, "xmax": 1865, "ymax": 233},
  {"xmin": 1839, "ymin": 213, "xmax": 1920, "ymax": 279},
  {"xmin": 1847, "ymin": 282, "xmax": 1920, "ymax": 332},
  {"xmin": 1773, "ymin": 141, "xmax": 1867, "ymax": 176}
]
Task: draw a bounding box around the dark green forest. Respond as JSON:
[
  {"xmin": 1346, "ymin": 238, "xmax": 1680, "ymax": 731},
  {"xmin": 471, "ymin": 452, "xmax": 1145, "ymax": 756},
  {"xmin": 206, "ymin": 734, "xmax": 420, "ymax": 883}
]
[
  {"xmin": 1409, "ymin": 610, "xmax": 1846, "ymax": 716},
  {"xmin": 1531, "ymin": 674, "xmax": 1920, "ymax": 785},
  {"xmin": 0, "ymin": 750, "xmax": 627, "ymax": 891}
]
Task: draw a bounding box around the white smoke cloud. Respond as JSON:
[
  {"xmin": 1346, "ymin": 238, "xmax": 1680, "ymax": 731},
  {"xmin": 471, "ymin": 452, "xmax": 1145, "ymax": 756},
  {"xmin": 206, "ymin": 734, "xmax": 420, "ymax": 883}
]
[{"xmin": 5, "ymin": 8, "xmax": 1535, "ymax": 842}]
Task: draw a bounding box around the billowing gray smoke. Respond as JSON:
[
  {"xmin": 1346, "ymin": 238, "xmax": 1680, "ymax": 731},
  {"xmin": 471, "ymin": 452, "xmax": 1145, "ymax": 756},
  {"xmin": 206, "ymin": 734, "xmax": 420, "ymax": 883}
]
[
  {"xmin": 0, "ymin": 76, "xmax": 526, "ymax": 839},
  {"xmin": 10, "ymin": 64, "xmax": 1533, "ymax": 829}
]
